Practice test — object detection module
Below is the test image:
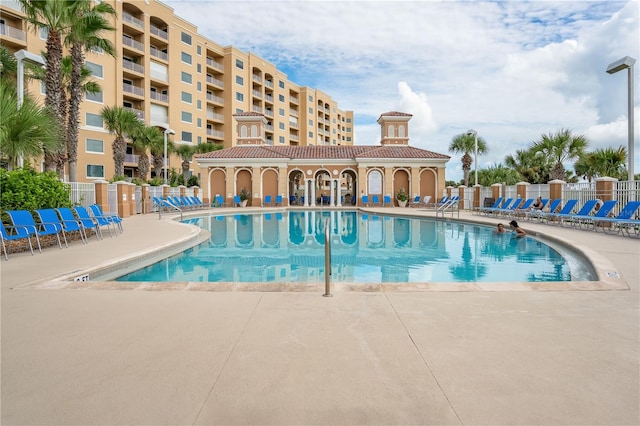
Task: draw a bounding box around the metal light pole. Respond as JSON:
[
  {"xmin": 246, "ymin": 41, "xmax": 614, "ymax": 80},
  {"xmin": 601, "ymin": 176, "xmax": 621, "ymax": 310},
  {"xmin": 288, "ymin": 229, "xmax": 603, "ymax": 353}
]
[
  {"xmin": 163, "ymin": 128, "xmax": 175, "ymax": 184},
  {"xmin": 606, "ymin": 56, "xmax": 636, "ymax": 183},
  {"xmin": 14, "ymin": 50, "xmax": 45, "ymax": 168},
  {"xmin": 466, "ymin": 129, "xmax": 478, "ymax": 186}
]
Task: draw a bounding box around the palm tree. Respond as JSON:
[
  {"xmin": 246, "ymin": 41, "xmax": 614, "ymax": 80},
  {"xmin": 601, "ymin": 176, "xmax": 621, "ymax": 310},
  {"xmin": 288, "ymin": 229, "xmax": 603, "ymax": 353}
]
[
  {"xmin": 19, "ymin": 0, "xmax": 71, "ymax": 172},
  {"xmin": 504, "ymin": 148, "xmax": 552, "ymax": 184},
  {"xmin": 0, "ymin": 46, "xmax": 18, "ymax": 84},
  {"xmin": 0, "ymin": 79, "xmax": 61, "ymax": 169},
  {"xmin": 149, "ymin": 131, "xmax": 172, "ymax": 181},
  {"xmin": 175, "ymin": 144, "xmax": 196, "ymax": 185},
  {"xmin": 448, "ymin": 132, "xmax": 488, "ymax": 186},
  {"xmin": 130, "ymin": 126, "xmax": 163, "ymax": 180},
  {"xmin": 575, "ymin": 146, "xmax": 627, "ymax": 181},
  {"xmin": 65, "ymin": 0, "xmax": 116, "ymax": 182},
  {"xmin": 101, "ymin": 106, "xmax": 143, "ymax": 178},
  {"xmin": 530, "ymin": 128, "xmax": 588, "ymax": 181},
  {"xmin": 476, "ymin": 163, "xmax": 521, "ymax": 186}
]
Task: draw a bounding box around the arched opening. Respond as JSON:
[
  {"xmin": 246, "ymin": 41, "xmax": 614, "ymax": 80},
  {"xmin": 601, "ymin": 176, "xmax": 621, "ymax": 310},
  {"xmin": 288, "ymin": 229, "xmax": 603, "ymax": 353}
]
[{"xmin": 288, "ymin": 170, "xmax": 304, "ymax": 205}]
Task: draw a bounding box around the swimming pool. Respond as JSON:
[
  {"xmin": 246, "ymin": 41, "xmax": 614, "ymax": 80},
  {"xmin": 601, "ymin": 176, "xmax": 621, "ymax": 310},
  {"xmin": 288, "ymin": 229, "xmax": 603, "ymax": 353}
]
[{"xmin": 115, "ymin": 211, "xmax": 596, "ymax": 284}]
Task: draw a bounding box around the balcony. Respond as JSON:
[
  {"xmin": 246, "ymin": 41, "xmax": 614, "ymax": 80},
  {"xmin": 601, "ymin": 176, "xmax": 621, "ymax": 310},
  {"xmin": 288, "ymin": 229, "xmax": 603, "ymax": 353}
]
[
  {"xmin": 124, "ymin": 153, "xmax": 140, "ymax": 164},
  {"xmin": 265, "ymin": 124, "xmax": 273, "ymax": 131},
  {"xmin": 124, "ymin": 107, "xmax": 144, "ymax": 120},
  {"xmin": 206, "ymin": 93, "xmax": 223, "ymax": 105},
  {"xmin": 289, "ymin": 95, "xmax": 299, "ymax": 104},
  {"xmin": 265, "ymin": 80, "xmax": 274, "ymax": 89},
  {"xmin": 252, "ymin": 74, "xmax": 262, "ymax": 84},
  {"xmin": 252, "ymin": 105, "xmax": 263, "ymax": 114},
  {"xmin": 264, "ymin": 109, "xmax": 273, "ymax": 118},
  {"xmin": 149, "ymin": 91, "xmax": 169, "ymax": 103},
  {"xmin": 122, "ymin": 35, "xmax": 144, "ymax": 52},
  {"xmin": 206, "ymin": 57, "xmax": 223, "ymax": 71},
  {"xmin": 206, "ymin": 129, "xmax": 224, "ymax": 138},
  {"xmin": 123, "ymin": 59, "xmax": 144, "ymax": 74},
  {"xmin": 264, "ymin": 94, "xmax": 274, "ymax": 103},
  {"xmin": 123, "ymin": 82, "xmax": 144, "ymax": 97},
  {"xmin": 150, "ymin": 46, "xmax": 168, "ymax": 61},
  {"xmin": 206, "ymin": 75, "xmax": 224, "ymax": 88},
  {"xmin": 149, "ymin": 25, "xmax": 168, "ymax": 41},
  {"xmin": 0, "ymin": 23, "xmax": 26, "ymax": 47},
  {"xmin": 122, "ymin": 12, "xmax": 144, "ymax": 30},
  {"xmin": 252, "ymin": 89, "xmax": 262, "ymax": 99},
  {"xmin": 290, "ymin": 134, "xmax": 299, "ymax": 142}
]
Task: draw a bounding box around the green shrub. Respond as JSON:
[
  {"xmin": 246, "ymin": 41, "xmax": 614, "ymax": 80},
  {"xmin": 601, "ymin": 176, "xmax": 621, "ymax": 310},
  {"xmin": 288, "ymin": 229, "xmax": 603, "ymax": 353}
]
[{"xmin": 0, "ymin": 167, "xmax": 72, "ymax": 220}]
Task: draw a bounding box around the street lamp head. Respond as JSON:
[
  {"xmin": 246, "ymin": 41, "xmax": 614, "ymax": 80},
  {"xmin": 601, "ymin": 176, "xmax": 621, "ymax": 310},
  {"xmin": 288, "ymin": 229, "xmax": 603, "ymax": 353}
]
[
  {"xmin": 14, "ymin": 49, "xmax": 45, "ymax": 66},
  {"xmin": 466, "ymin": 129, "xmax": 477, "ymax": 137},
  {"xmin": 164, "ymin": 128, "xmax": 175, "ymax": 135},
  {"xmin": 606, "ymin": 56, "xmax": 636, "ymax": 74}
]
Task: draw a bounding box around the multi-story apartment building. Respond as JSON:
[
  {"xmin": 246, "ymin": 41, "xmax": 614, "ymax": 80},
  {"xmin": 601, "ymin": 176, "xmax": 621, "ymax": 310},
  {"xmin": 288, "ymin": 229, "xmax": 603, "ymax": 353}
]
[{"xmin": 0, "ymin": 0, "xmax": 354, "ymax": 183}]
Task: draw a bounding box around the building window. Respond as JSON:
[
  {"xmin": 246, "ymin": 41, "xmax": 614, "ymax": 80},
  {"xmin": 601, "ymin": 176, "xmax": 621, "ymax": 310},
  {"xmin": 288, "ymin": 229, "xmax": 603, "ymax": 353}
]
[
  {"xmin": 85, "ymin": 113, "xmax": 103, "ymax": 128},
  {"xmin": 308, "ymin": 119, "xmax": 313, "ymax": 125},
  {"xmin": 85, "ymin": 61, "xmax": 103, "ymax": 78},
  {"xmin": 279, "ymin": 122, "xmax": 285, "ymax": 130},
  {"xmin": 197, "ymin": 82, "xmax": 202, "ymax": 91},
  {"xmin": 346, "ymin": 118, "xmax": 352, "ymax": 123},
  {"xmin": 346, "ymin": 137, "xmax": 352, "ymax": 142},
  {"xmin": 308, "ymin": 107, "xmax": 313, "ymax": 114},
  {"xmin": 196, "ymin": 45, "xmax": 201, "ymax": 55},
  {"xmin": 86, "ymin": 138, "xmax": 103, "ymax": 153},
  {"xmin": 181, "ymin": 111, "xmax": 193, "ymax": 123},
  {"xmin": 236, "ymin": 75, "xmax": 244, "ymax": 85},
  {"xmin": 197, "ymin": 118, "xmax": 201, "ymax": 127},
  {"xmin": 279, "ymin": 108, "xmax": 285, "ymax": 116},
  {"xmin": 40, "ymin": 81, "xmax": 46, "ymax": 95},
  {"xmin": 181, "ymin": 91, "xmax": 192, "ymax": 103},
  {"xmin": 278, "ymin": 94, "xmax": 284, "ymax": 102},
  {"xmin": 39, "ymin": 27, "xmax": 48, "ymax": 39},
  {"xmin": 308, "ymin": 131, "xmax": 313, "ymax": 138},
  {"xmin": 181, "ymin": 51, "xmax": 192, "ymax": 64},
  {"xmin": 279, "ymin": 80, "xmax": 285, "ymax": 89},
  {"xmin": 182, "ymin": 131, "xmax": 193, "ymax": 142},
  {"xmin": 181, "ymin": 32, "xmax": 192, "ymax": 45},
  {"xmin": 196, "ymin": 63, "xmax": 201, "ymax": 73},
  {"xmin": 85, "ymin": 90, "xmax": 103, "ymax": 103},
  {"xmin": 235, "ymin": 58, "xmax": 243, "ymax": 69},
  {"xmin": 279, "ymin": 136, "xmax": 285, "ymax": 144},
  {"xmin": 181, "ymin": 72, "xmax": 192, "ymax": 84},
  {"xmin": 196, "ymin": 100, "xmax": 202, "ymax": 109},
  {"xmin": 236, "ymin": 92, "xmax": 244, "ymax": 101},
  {"xmin": 308, "ymin": 95, "xmax": 313, "ymax": 102},
  {"xmin": 86, "ymin": 164, "xmax": 104, "ymax": 178}
]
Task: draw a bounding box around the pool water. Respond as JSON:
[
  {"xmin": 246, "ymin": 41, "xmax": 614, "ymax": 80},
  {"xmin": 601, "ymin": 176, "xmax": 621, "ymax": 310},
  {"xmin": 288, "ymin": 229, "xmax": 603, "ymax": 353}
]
[{"xmin": 116, "ymin": 211, "xmax": 596, "ymax": 284}]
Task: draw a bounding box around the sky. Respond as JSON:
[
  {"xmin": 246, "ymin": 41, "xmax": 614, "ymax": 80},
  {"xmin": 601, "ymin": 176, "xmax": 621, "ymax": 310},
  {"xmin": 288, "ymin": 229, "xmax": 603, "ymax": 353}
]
[{"xmin": 164, "ymin": 0, "xmax": 639, "ymax": 182}]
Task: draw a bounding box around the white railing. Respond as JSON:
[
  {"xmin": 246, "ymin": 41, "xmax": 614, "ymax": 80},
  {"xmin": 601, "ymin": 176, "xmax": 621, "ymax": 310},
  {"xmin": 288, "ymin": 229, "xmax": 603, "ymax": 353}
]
[
  {"xmin": 68, "ymin": 182, "xmax": 95, "ymax": 208},
  {"xmin": 123, "ymin": 13, "xmax": 144, "ymax": 29},
  {"xmin": 149, "ymin": 25, "xmax": 168, "ymax": 40},
  {"xmin": 122, "ymin": 36, "xmax": 144, "ymax": 52},
  {"xmin": 150, "ymin": 46, "xmax": 168, "ymax": 61},
  {"xmin": 149, "ymin": 91, "xmax": 169, "ymax": 102},
  {"xmin": 123, "ymin": 82, "xmax": 144, "ymax": 96},
  {"xmin": 0, "ymin": 23, "xmax": 26, "ymax": 41}
]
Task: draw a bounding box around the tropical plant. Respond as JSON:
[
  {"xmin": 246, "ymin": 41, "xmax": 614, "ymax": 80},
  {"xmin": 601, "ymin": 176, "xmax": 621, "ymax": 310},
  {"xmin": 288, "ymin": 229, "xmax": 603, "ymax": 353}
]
[
  {"xmin": 574, "ymin": 146, "xmax": 628, "ymax": 181},
  {"xmin": 504, "ymin": 148, "xmax": 552, "ymax": 184},
  {"xmin": 396, "ymin": 187, "xmax": 408, "ymax": 202},
  {"xmin": 0, "ymin": 79, "xmax": 62, "ymax": 169},
  {"xmin": 175, "ymin": 144, "xmax": 196, "ymax": 186},
  {"xmin": 101, "ymin": 106, "xmax": 143, "ymax": 178},
  {"xmin": 239, "ymin": 187, "xmax": 250, "ymax": 201},
  {"xmin": 448, "ymin": 132, "xmax": 488, "ymax": 187},
  {"xmin": 476, "ymin": 163, "xmax": 522, "ymax": 186},
  {"xmin": 530, "ymin": 128, "xmax": 588, "ymax": 181},
  {"xmin": 130, "ymin": 126, "xmax": 163, "ymax": 180},
  {"xmin": 65, "ymin": 0, "xmax": 116, "ymax": 182},
  {"xmin": 0, "ymin": 167, "xmax": 72, "ymax": 214},
  {"xmin": 149, "ymin": 129, "xmax": 173, "ymax": 182}
]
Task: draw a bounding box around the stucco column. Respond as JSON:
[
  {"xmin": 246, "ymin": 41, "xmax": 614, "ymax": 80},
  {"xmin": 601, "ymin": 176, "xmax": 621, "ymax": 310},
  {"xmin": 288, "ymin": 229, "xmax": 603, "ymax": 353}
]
[
  {"xmin": 162, "ymin": 184, "xmax": 170, "ymax": 199},
  {"xmin": 225, "ymin": 166, "xmax": 235, "ymax": 206},
  {"xmin": 473, "ymin": 184, "xmax": 481, "ymax": 209},
  {"xmin": 93, "ymin": 180, "xmax": 109, "ymax": 212},
  {"xmin": 548, "ymin": 180, "xmax": 565, "ymax": 203},
  {"xmin": 457, "ymin": 186, "xmax": 466, "ymax": 209},
  {"xmin": 491, "ymin": 183, "xmax": 502, "ymax": 201},
  {"xmin": 128, "ymin": 183, "xmax": 136, "ymax": 216},
  {"xmin": 411, "ymin": 168, "xmax": 420, "ymax": 198},
  {"xmin": 357, "ymin": 166, "xmax": 367, "ymax": 206},
  {"xmin": 252, "ymin": 167, "xmax": 261, "ymax": 207},
  {"xmin": 384, "ymin": 166, "xmax": 394, "ymax": 200},
  {"xmin": 141, "ymin": 184, "xmax": 150, "ymax": 214},
  {"xmin": 446, "ymin": 186, "xmax": 454, "ymax": 198},
  {"xmin": 192, "ymin": 186, "xmax": 199, "ymax": 199},
  {"xmin": 308, "ymin": 179, "xmax": 316, "ymax": 207},
  {"xmin": 278, "ymin": 166, "xmax": 289, "ymax": 206},
  {"xmin": 595, "ymin": 177, "xmax": 617, "ymax": 202},
  {"xmin": 516, "ymin": 181, "xmax": 529, "ymax": 200},
  {"xmin": 179, "ymin": 185, "xmax": 186, "ymax": 198},
  {"xmin": 116, "ymin": 181, "xmax": 130, "ymax": 218}
]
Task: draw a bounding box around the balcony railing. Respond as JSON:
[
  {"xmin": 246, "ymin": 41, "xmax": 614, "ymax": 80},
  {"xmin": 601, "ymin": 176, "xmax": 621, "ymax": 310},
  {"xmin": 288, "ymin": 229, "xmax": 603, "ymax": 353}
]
[
  {"xmin": 149, "ymin": 91, "xmax": 169, "ymax": 102},
  {"xmin": 252, "ymin": 74, "xmax": 262, "ymax": 83},
  {"xmin": 123, "ymin": 59, "xmax": 144, "ymax": 74},
  {"xmin": 265, "ymin": 80, "xmax": 274, "ymax": 89},
  {"xmin": 206, "ymin": 93, "xmax": 223, "ymax": 104},
  {"xmin": 122, "ymin": 35, "xmax": 144, "ymax": 51},
  {"xmin": 124, "ymin": 153, "xmax": 140, "ymax": 163},
  {"xmin": 252, "ymin": 105, "xmax": 263, "ymax": 113},
  {"xmin": 0, "ymin": 23, "xmax": 26, "ymax": 41},
  {"xmin": 150, "ymin": 46, "xmax": 168, "ymax": 61},
  {"xmin": 122, "ymin": 12, "xmax": 144, "ymax": 29},
  {"xmin": 206, "ymin": 112, "xmax": 223, "ymax": 121},
  {"xmin": 124, "ymin": 107, "xmax": 144, "ymax": 120},
  {"xmin": 265, "ymin": 94, "xmax": 274, "ymax": 103},
  {"xmin": 264, "ymin": 109, "xmax": 273, "ymax": 118},
  {"xmin": 290, "ymin": 134, "xmax": 299, "ymax": 141},
  {"xmin": 123, "ymin": 82, "xmax": 144, "ymax": 96},
  {"xmin": 290, "ymin": 96, "xmax": 299, "ymax": 104},
  {"xmin": 206, "ymin": 75, "xmax": 224, "ymax": 88},
  {"xmin": 252, "ymin": 90, "xmax": 262, "ymax": 99},
  {"xmin": 206, "ymin": 129, "xmax": 224, "ymax": 138},
  {"xmin": 206, "ymin": 57, "xmax": 223, "ymax": 71},
  {"xmin": 149, "ymin": 25, "xmax": 168, "ymax": 40}
]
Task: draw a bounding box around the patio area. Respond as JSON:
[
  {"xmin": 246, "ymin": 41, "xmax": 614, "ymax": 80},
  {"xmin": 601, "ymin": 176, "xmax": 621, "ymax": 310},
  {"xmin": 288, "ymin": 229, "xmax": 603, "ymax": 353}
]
[{"xmin": 1, "ymin": 208, "xmax": 638, "ymax": 425}]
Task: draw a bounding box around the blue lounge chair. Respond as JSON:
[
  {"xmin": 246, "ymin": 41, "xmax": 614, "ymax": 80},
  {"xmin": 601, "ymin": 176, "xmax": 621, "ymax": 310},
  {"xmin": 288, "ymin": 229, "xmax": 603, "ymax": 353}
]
[
  {"xmin": 557, "ymin": 199, "xmax": 600, "ymax": 227},
  {"xmin": 539, "ymin": 199, "xmax": 579, "ymax": 224},
  {"xmin": 493, "ymin": 198, "xmax": 526, "ymax": 216},
  {"xmin": 263, "ymin": 195, "xmax": 272, "ymax": 206},
  {"xmin": 7, "ymin": 210, "xmax": 64, "ymax": 252},
  {"xmin": 527, "ymin": 199, "xmax": 561, "ymax": 222},
  {"xmin": 477, "ymin": 197, "xmax": 504, "ymax": 215},
  {"xmin": 410, "ymin": 195, "xmax": 421, "ymax": 207},
  {"xmin": 35, "ymin": 208, "xmax": 69, "ymax": 247},
  {"xmin": 275, "ymin": 195, "xmax": 283, "ymax": 206},
  {"xmin": 383, "ymin": 195, "xmax": 392, "ymax": 206},
  {"xmin": 56, "ymin": 207, "xmax": 96, "ymax": 241},
  {"xmin": 482, "ymin": 197, "xmax": 512, "ymax": 215},
  {"xmin": 596, "ymin": 200, "xmax": 640, "ymax": 235},
  {"xmin": 1, "ymin": 221, "xmax": 35, "ymax": 260},
  {"xmin": 361, "ymin": 195, "xmax": 369, "ymax": 206},
  {"xmin": 566, "ymin": 200, "xmax": 618, "ymax": 230},
  {"xmin": 214, "ymin": 195, "xmax": 225, "ymax": 207},
  {"xmin": 371, "ymin": 195, "xmax": 380, "ymax": 206},
  {"xmin": 73, "ymin": 206, "xmax": 110, "ymax": 238},
  {"xmin": 89, "ymin": 204, "xmax": 123, "ymax": 233},
  {"xmin": 233, "ymin": 195, "xmax": 242, "ymax": 207}
]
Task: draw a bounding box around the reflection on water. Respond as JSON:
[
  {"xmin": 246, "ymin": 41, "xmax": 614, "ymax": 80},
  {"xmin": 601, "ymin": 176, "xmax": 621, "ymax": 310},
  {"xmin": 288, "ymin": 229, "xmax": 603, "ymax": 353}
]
[{"xmin": 117, "ymin": 211, "xmax": 594, "ymax": 284}]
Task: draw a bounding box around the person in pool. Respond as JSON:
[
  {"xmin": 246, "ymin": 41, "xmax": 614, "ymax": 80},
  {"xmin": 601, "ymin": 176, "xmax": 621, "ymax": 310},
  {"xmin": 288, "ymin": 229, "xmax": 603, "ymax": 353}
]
[
  {"xmin": 495, "ymin": 223, "xmax": 506, "ymax": 234},
  {"xmin": 509, "ymin": 220, "xmax": 527, "ymax": 237}
]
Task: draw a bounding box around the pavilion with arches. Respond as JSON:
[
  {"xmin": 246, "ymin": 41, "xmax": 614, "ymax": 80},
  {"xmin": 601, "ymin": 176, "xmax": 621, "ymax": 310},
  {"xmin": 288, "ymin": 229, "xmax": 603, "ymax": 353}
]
[{"xmin": 194, "ymin": 111, "xmax": 450, "ymax": 207}]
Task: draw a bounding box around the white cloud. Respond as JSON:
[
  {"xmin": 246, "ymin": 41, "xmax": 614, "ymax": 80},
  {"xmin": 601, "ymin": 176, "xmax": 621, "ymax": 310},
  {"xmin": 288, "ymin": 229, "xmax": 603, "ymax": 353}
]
[{"xmin": 166, "ymin": 0, "xmax": 639, "ymax": 182}]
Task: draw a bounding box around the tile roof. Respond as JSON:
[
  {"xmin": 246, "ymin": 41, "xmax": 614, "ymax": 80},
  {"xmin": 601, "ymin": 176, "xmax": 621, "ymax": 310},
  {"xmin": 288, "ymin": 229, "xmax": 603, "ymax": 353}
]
[
  {"xmin": 379, "ymin": 111, "xmax": 413, "ymax": 118},
  {"xmin": 195, "ymin": 145, "xmax": 450, "ymax": 160}
]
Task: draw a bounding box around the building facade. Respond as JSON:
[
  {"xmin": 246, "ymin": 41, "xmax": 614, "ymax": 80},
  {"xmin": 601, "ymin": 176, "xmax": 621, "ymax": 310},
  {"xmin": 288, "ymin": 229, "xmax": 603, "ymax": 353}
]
[
  {"xmin": 0, "ymin": 0, "xmax": 354, "ymax": 182},
  {"xmin": 195, "ymin": 112, "xmax": 450, "ymax": 206}
]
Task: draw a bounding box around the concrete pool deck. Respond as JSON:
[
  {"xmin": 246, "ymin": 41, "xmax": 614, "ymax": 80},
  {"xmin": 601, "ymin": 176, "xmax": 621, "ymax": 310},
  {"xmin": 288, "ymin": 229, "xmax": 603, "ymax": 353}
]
[{"xmin": 1, "ymin": 208, "xmax": 638, "ymax": 425}]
